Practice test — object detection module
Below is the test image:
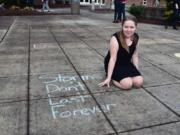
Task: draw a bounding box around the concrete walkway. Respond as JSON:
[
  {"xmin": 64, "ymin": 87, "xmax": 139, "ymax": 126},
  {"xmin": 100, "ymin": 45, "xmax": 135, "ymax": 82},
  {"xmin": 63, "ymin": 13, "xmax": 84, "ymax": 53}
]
[{"xmin": 0, "ymin": 8, "xmax": 180, "ymax": 135}]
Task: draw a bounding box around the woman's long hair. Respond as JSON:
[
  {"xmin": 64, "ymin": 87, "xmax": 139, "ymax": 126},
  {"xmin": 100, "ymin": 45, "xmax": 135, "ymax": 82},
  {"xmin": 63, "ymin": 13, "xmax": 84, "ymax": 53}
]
[{"xmin": 119, "ymin": 16, "xmax": 138, "ymax": 52}]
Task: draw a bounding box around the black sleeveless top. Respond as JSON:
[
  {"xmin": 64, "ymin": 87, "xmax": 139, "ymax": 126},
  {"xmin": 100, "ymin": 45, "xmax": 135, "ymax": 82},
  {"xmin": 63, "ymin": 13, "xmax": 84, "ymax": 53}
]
[{"xmin": 104, "ymin": 32, "xmax": 141, "ymax": 82}]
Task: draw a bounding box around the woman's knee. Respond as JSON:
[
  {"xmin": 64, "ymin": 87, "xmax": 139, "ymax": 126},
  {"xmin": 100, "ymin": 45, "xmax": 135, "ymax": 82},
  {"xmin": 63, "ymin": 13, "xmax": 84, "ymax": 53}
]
[
  {"xmin": 132, "ymin": 76, "xmax": 144, "ymax": 88},
  {"xmin": 119, "ymin": 77, "xmax": 133, "ymax": 90}
]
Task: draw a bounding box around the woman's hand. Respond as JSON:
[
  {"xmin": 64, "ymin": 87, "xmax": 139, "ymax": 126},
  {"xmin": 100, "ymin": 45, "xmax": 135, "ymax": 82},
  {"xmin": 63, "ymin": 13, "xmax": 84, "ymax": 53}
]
[{"xmin": 98, "ymin": 78, "xmax": 111, "ymax": 87}]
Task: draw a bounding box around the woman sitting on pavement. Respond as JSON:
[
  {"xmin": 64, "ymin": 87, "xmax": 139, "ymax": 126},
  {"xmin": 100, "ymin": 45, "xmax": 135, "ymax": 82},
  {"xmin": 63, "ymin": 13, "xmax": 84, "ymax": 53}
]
[{"xmin": 99, "ymin": 16, "xmax": 144, "ymax": 90}]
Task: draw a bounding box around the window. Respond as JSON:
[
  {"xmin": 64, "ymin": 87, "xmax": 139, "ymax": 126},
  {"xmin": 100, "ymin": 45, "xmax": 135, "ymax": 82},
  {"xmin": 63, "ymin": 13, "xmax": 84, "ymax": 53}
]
[{"xmin": 143, "ymin": 0, "xmax": 147, "ymax": 5}]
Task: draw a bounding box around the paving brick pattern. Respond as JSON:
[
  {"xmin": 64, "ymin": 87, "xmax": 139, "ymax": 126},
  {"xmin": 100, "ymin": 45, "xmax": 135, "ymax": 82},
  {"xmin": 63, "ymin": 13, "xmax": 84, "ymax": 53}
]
[{"xmin": 0, "ymin": 8, "xmax": 180, "ymax": 135}]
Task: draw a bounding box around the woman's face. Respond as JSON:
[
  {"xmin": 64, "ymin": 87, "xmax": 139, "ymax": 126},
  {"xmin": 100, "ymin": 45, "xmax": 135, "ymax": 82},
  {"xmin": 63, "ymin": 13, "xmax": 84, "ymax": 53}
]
[{"xmin": 122, "ymin": 20, "xmax": 136, "ymax": 38}]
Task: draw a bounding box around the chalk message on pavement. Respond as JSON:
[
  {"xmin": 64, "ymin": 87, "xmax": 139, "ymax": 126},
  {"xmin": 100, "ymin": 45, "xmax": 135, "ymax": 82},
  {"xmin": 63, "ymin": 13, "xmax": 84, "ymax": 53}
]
[{"xmin": 39, "ymin": 73, "xmax": 116, "ymax": 119}]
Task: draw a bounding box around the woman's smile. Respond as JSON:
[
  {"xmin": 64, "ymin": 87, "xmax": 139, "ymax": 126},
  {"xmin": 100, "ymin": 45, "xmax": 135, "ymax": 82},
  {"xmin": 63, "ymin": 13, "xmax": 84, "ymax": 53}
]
[{"xmin": 123, "ymin": 20, "xmax": 136, "ymax": 38}]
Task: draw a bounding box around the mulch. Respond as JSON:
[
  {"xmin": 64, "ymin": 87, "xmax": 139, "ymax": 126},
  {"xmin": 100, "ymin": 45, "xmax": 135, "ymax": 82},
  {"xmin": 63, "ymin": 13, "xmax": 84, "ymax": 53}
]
[{"xmin": 137, "ymin": 17, "xmax": 165, "ymax": 25}]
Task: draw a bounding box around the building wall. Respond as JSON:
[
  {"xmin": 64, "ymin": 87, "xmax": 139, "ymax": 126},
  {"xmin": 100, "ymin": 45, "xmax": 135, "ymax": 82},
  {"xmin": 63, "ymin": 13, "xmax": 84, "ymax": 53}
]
[
  {"xmin": 126, "ymin": 0, "xmax": 142, "ymax": 5},
  {"xmin": 160, "ymin": 0, "xmax": 166, "ymax": 7},
  {"xmin": 126, "ymin": 0, "xmax": 166, "ymax": 7},
  {"xmin": 33, "ymin": 0, "xmax": 167, "ymax": 7},
  {"xmin": 33, "ymin": 0, "xmax": 41, "ymax": 6},
  {"xmin": 34, "ymin": 0, "xmax": 55, "ymax": 6}
]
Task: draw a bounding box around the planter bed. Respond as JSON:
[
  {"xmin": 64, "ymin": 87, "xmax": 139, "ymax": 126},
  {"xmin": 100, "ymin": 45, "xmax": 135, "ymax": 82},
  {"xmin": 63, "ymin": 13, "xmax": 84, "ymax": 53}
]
[{"xmin": 137, "ymin": 17, "xmax": 165, "ymax": 25}]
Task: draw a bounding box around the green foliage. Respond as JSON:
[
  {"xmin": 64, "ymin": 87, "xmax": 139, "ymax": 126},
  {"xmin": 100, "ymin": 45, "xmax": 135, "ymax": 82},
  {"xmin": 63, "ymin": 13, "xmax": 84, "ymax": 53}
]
[
  {"xmin": 163, "ymin": 10, "xmax": 173, "ymax": 17},
  {"xmin": 0, "ymin": 0, "xmax": 26, "ymax": 7},
  {"xmin": 166, "ymin": 0, "xmax": 173, "ymax": 9},
  {"xmin": 0, "ymin": 0, "xmax": 17, "ymax": 6},
  {"xmin": 129, "ymin": 4, "xmax": 145, "ymax": 17},
  {"xmin": 164, "ymin": 0, "xmax": 173, "ymax": 18}
]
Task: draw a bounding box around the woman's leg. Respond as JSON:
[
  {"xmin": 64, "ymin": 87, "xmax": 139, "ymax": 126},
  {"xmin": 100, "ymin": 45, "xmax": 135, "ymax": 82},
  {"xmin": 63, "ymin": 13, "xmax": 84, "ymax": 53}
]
[
  {"xmin": 122, "ymin": 4, "xmax": 125, "ymax": 20},
  {"xmin": 46, "ymin": 1, "xmax": 50, "ymax": 11},
  {"xmin": 117, "ymin": 3, "xmax": 122, "ymax": 21},
  {"xmin": 113, "ymin": 77, "xmax": 133, "ymax": 90},
  {"xmin": 113, "ymin": 2, "xmax": 118, "ymax": 22},
  {"xmin": 132, "ymin": 76, "xmax": 144, "ymax": 88},
  {"xmin": 42, "ymin": 2, "xmax": 45, "ymax": 11}
]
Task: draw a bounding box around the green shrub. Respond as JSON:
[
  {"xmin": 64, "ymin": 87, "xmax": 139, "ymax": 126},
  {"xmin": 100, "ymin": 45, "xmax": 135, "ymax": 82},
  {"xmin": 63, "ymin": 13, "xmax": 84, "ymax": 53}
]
[
  {"xmin": 0, "ymin": 0, "xmax": 17, "ymax": 7},
  {"xmin": 164, "ymin": 0, "xmax": 173, "ymax": 18},
  {"xmin": 129, "ymin": 4, "xmax": 145, "ymax": 17},
  {"xmin": 163, "ymin": 10, "xmax": 173, "ymax": 17},
  {"xmin": 0, "ymin": 0, "xmax": 26, "ymax": 7}
]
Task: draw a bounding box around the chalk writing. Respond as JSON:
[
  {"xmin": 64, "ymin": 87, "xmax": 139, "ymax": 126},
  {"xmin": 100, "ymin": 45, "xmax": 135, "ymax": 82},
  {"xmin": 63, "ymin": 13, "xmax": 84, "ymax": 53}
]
[
  {"xmin": 46, "ymin": 82, "xmax": 85, "ymax": 93},
  {"xmin": 47, "ymin": 93, "xmax": 91, "ymax": 106},
  {"xmin": 174, "ymin": 53, "xmax": 180, "ymax": 58},
  {"xmin": 39, "ymin": 73, "xmax": 116, "ymax": 119},
  {"xmin": 51, "ymin": 104, "xmax": 116, "ymax": 119},
  {"xmin": 33, "ymin": 43, "xmax": 52, "ymax": 49},
  {"xmin": 39, "ymin": 74, "xmax": 101, "ymax": 84}
]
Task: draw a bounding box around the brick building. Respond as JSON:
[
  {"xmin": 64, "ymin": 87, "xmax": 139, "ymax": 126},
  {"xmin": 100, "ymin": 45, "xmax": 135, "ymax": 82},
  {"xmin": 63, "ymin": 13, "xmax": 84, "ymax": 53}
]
[{"xmin": 33, "ymin": 0, "xmax": 167, "ymax": 7}]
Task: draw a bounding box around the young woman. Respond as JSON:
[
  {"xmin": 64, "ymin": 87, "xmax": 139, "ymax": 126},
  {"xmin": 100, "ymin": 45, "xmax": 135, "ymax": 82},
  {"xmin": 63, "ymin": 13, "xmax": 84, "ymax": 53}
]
[{"xmin": 99, "ymin": 16, "xmax": 143, "ymax": 90}]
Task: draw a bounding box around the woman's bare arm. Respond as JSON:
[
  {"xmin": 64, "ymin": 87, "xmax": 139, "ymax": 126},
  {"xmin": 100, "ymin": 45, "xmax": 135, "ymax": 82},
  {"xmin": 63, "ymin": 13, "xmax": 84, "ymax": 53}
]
[
  {"xmin": 99, "ymin": 36, "xmax": 119, "ymax": 87},
  {"xmin": 132, "ymin": 43, "xmax": 139, "ymax": 69}
]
